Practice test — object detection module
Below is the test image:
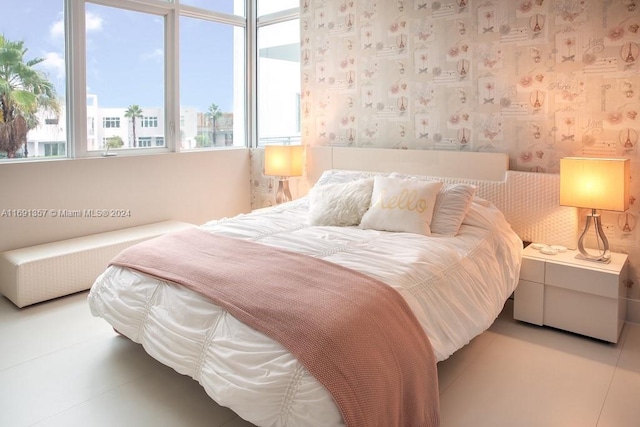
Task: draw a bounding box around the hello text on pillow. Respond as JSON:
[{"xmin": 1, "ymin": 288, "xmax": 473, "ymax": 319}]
[{"xmin": 360, "ymin": 176, "xmax": 443, "ymax": 235}]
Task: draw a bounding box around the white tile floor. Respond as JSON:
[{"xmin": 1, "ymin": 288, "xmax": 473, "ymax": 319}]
[{"xmin": 1, "ymin": 292, "xmax": 639, "ymax": 427}]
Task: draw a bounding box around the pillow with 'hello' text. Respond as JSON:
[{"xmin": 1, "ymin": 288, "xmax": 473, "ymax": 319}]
[{"xmin": 360, "ymin": 176, "xmax": 443, "ymax": 235}]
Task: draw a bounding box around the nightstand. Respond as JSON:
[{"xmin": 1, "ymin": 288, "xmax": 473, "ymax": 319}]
[{"xmin": 514, "ymin": 245, "xmax": 628, "ymax": 343}]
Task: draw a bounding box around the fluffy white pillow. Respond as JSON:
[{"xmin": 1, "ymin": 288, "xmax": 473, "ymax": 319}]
[
  {"xmin": 308, "ymin": 178, "xmax": 374, "ymax": 226},
  {"xmin": 430, "ymin": 184, "xmax": 476, "ymax": 236},
  {"xmin": 360, "ymin": 176, "xmax": 443, "ymax": 235},
  {"xmin": 315, "ymin": 169, "xmax": 380, "ymax": 186}
]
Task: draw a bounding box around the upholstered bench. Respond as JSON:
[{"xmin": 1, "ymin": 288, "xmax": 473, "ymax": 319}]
[{"xmin": 0, "ymin": 220, "xmax": 195, "ymax": 308}]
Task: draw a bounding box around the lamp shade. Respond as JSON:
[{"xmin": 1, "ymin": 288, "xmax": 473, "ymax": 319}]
[
  {"xmin": 560, "ymin": 157, "xmax": 630, "ymax": 211},
  {"xmin": 264, "ymin": 145, "xmax": 304, "ymax": 177}
]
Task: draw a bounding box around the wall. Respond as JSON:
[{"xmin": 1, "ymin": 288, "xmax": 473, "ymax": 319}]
[
  {"xmin": 0, "ymin": 149, "xmax": 251, "ymax": 252},
  {"xmin": 297, "ymin": 0, "xmax": 640, "ymax": 304}
]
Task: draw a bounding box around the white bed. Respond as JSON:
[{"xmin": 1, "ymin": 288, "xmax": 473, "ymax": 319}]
[{"xmin": 88, "ymin": 149, "xmax": 577, "ymax": 427}]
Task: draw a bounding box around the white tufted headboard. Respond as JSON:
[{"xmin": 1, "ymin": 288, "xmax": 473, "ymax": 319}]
[{"xmin": 305, "ymin": 147, "xmax": 578, "ymax": 249}]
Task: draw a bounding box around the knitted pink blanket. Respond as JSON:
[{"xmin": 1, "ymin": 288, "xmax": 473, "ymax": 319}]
[{"xmin": 110, "ymin": 228, "xmax": 440, "ymax": 427}]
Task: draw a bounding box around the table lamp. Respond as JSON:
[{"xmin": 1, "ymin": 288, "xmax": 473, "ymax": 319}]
[
  {"xmin": 264, "ymin": 145, "xmax": 304, "ymax": 204},
  {"xmin": 560, "ymin": 157, "xmax": 630, "ymax": 263}
]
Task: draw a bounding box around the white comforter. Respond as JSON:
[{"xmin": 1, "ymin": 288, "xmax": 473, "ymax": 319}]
[{"xmin": 88, "ymin": 196, "xmax": 522, "ymax": 427}]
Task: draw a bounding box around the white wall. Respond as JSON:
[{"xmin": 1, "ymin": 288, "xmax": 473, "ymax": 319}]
[{"xmin": 0, "ymin": 149, "xmax": 251, "ymax": 252}]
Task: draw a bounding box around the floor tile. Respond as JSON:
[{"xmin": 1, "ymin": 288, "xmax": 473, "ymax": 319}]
[
  {"xmin": 31, "ymin": 351, "xmax": 240, "ymax": 427},
  {"xmin": 597, "ymin": 324, "xmax": 640, "ymax": 427},
  {"xmin": 438, "ymin": 302, "xmax": 624, "ymax": 427},
  {"xmin": 0, "ymin": 335, "xmax": 154, "ymax": 426},
  {"xmin": 0, "ymin": 292, "xmax": 112, "ymax": 371}
]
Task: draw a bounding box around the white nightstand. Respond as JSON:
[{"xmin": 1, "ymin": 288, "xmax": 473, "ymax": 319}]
[{"xmin": 514, "ymin": 245, "xmax": 628, "ymax": 343}]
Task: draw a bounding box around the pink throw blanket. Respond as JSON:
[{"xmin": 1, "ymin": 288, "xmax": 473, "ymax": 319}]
[{"xmin": 110, "ymin": 228, "xmax": 440, "ymax": 427}]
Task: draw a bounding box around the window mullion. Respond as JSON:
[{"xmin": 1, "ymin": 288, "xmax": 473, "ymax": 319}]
[
  {"xmin": 66, "ymin": 0, "xmax": 88, "ymax": 158},
  {"xmin": 166, "ymin": 7, "xmax": 179, "ymax": 152},
  {"xmin": 247, "ymin": 0, "xmax": 257, "ymax": 148}
]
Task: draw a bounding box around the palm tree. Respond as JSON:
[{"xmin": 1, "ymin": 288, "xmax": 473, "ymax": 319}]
[
  {"xmin": 207, "ymin": 103, "xmax": 222, "ymax": 146},
  {"xmin": 124, "ymin": 104, "xmax": 143, "ymax": 148},
  {"xmin": 0, "ymin": 35, "xmax": 59, "ymax": 158}
]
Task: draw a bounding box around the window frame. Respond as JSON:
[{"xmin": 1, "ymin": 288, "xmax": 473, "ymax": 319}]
[
  {"xmin": 256, "ymin": 9, "xmax": 300, "ymax": 147},
  {"xmin": 2, "ymin": 0, "xmax": 299, "ymax": 162},
  {"xmin": 67, "ymin": 0, "xmax": 179, "ymax": 158},
  {"xmin": 70, "ymin": 0, "xmax": 251, "ymax": 157}
]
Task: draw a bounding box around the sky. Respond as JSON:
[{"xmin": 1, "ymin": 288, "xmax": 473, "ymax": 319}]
[{"xmin": 1, "ymin": 0, "xmax": 237, "ymax": 113}]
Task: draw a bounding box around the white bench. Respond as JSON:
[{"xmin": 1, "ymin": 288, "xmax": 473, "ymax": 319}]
[{"xmin": 0, "ymin": 221, "xmax": 195, "ymax": 308}]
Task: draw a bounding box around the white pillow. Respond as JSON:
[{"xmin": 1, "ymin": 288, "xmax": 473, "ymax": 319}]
[
  {"xmin": 308, "ymin": 178, "xmax": 374, "ymax": 226},
  {"xmin": 430, "ymin": 184, "xmax": 476, "ymax": 236},
  {"xmin": 462, "ymin": 197, "xmax": 511, "ymax": 230},
  {"xmin": 360, "ymin": 176, "xmax": 443, "ymax": 235},
  {"xmin": 388, "ymin": 173, "xmax": 476, "ymax": 236},
  {"xmin": 315, "ymin": 169, "xmax": 381, "ymax": 186}
]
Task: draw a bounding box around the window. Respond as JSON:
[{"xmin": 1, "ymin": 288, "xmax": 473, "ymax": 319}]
[
  {"xmin": 138, "ymin": 137, "xmax": 152, "ymax": 147},
  {"xmin": 179, "ymin": 15, "xmax": 244, "ymax": 149},
  {"xmin": 44, "ymin": 142, "xmax": 66, "ymax": 157},
  {"xmin": 141, "ymin": 117, "xmax": 158, "ymax": 128},
  {"xmin": 86, "ymin": 3, "xmax": 165, "ymax": 153},
  {"xmin": 0, "ymin": 1, "xmax": 299, "ymax": 161},
  {"xmin": 0, "ymin": 0, "xmax": 66, "ymax": 160},
  {"xmin": 179, "ymin": 0, "xmax": 243, "ymax": 16},
  {"xmin": 257, "ymin": 17, "xmax": 300, "ymax": 146},
  {"xmin": 103, "ymin": 117, "xmax": 120, "ymax": 128},
  {"xmin": 257, "ymin": 0, "xmax": 299, "ymax": 16}
]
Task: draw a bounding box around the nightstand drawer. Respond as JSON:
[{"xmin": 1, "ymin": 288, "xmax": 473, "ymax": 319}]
[
  {"xmin": 519, "ymin": 257, "xmax": 544, "ymax": 283},
  {"xmin": 545, "ymin": 263, "xmax": 620, "ymax": 298},
  {"xmin": 544, "ymin": 286, "xmax": 622, "ymax": 343}
]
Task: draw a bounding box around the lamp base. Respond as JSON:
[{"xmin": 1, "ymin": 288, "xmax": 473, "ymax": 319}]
[
  {"xmin": 575, "ymin": 252, "xmax": 611, "ymax": 264},
  {"xmin": 576, "ymin": 210, "xmax": 611, "ymax": 264},
  {"xmin": 275, "ymin": 178, "xmax": 293, "ymax": 204}
]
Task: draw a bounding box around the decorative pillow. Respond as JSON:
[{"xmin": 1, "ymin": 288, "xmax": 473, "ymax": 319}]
[
  {"xmin": 430, "ymin": 184, "xmax": 476, "ymax": 236},
  {"xmin": 360, "ymin": 176, "xmax": 443, "ymax": 235},
  {"xmin": 308, "ymin": 178, "xmax": 374, "ymax": 226},
  {"xmin": 315, "ymin": 169, "xmax": 382, "ymax": 187},
  {"xmin": 388, "ymin": 173, "xmax": 476, "ymax": 236},
  {"xmin": 462, "ymin": 197, "xmax": 510, "ymax": 230}
]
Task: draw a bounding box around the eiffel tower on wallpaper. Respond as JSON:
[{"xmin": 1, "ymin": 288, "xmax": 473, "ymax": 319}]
[{"xmin": 623, "ymin": 42, "xmax": 637, "ymax": 63}]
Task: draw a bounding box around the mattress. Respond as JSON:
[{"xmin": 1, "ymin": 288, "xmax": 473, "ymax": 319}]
[{"xmin": 88, "ymin": 194, "xmax": 522, "ymax": 426}]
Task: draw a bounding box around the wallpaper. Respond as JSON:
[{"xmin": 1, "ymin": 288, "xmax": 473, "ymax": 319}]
[{"xmin": 252, "ymin": 0, "xmax": 640, "ymax": 300}]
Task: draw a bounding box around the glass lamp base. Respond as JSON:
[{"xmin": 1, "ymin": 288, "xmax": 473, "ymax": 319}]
[
  {"xmin": 275, "ymin": 178, "xmax": 292, "ymax": 204},
  {"xmin": 576, "ymin": 210, "xmax": 611, "ymax": 264}
]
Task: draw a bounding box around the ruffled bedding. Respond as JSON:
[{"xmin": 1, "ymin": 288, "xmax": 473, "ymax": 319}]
[{"xmin": 88, "ymin": 191, "xmax": 522, "ymax": 427}]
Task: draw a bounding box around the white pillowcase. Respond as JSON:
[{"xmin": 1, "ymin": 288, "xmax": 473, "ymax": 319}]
[
  {"xmin": 388, "ymin": 173, "xmax": 476, "ymax": 236},
  {"xmin": 315, "ymin": 169, "xmax": 380, "ymax": 186},
  {"xmin": 308, "ymin": 178, "xmax": 374, "ymax": 226},
  {"xmin": 430, "ymin": 184, "xmax": 476, "ymax": 236},
  {"xmin": 360, "ymin": 176, "xmax": 443, "ymax": 235}
]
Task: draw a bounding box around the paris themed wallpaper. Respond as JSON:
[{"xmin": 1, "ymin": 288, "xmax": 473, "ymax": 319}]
[{"xmin": 251, "ymin": 0, "xmax": 640, "ymax": 305}]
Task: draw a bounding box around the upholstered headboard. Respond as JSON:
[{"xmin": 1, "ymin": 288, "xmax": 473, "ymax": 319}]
[{"xmin": 306, "ymin": 147, "xmax": 578, "ymax": 249}]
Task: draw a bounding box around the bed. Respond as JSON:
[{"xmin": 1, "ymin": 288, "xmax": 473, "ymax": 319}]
[{"xmin": 87, "ymin": 148, "xmax": 577, "ymax": 427}]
